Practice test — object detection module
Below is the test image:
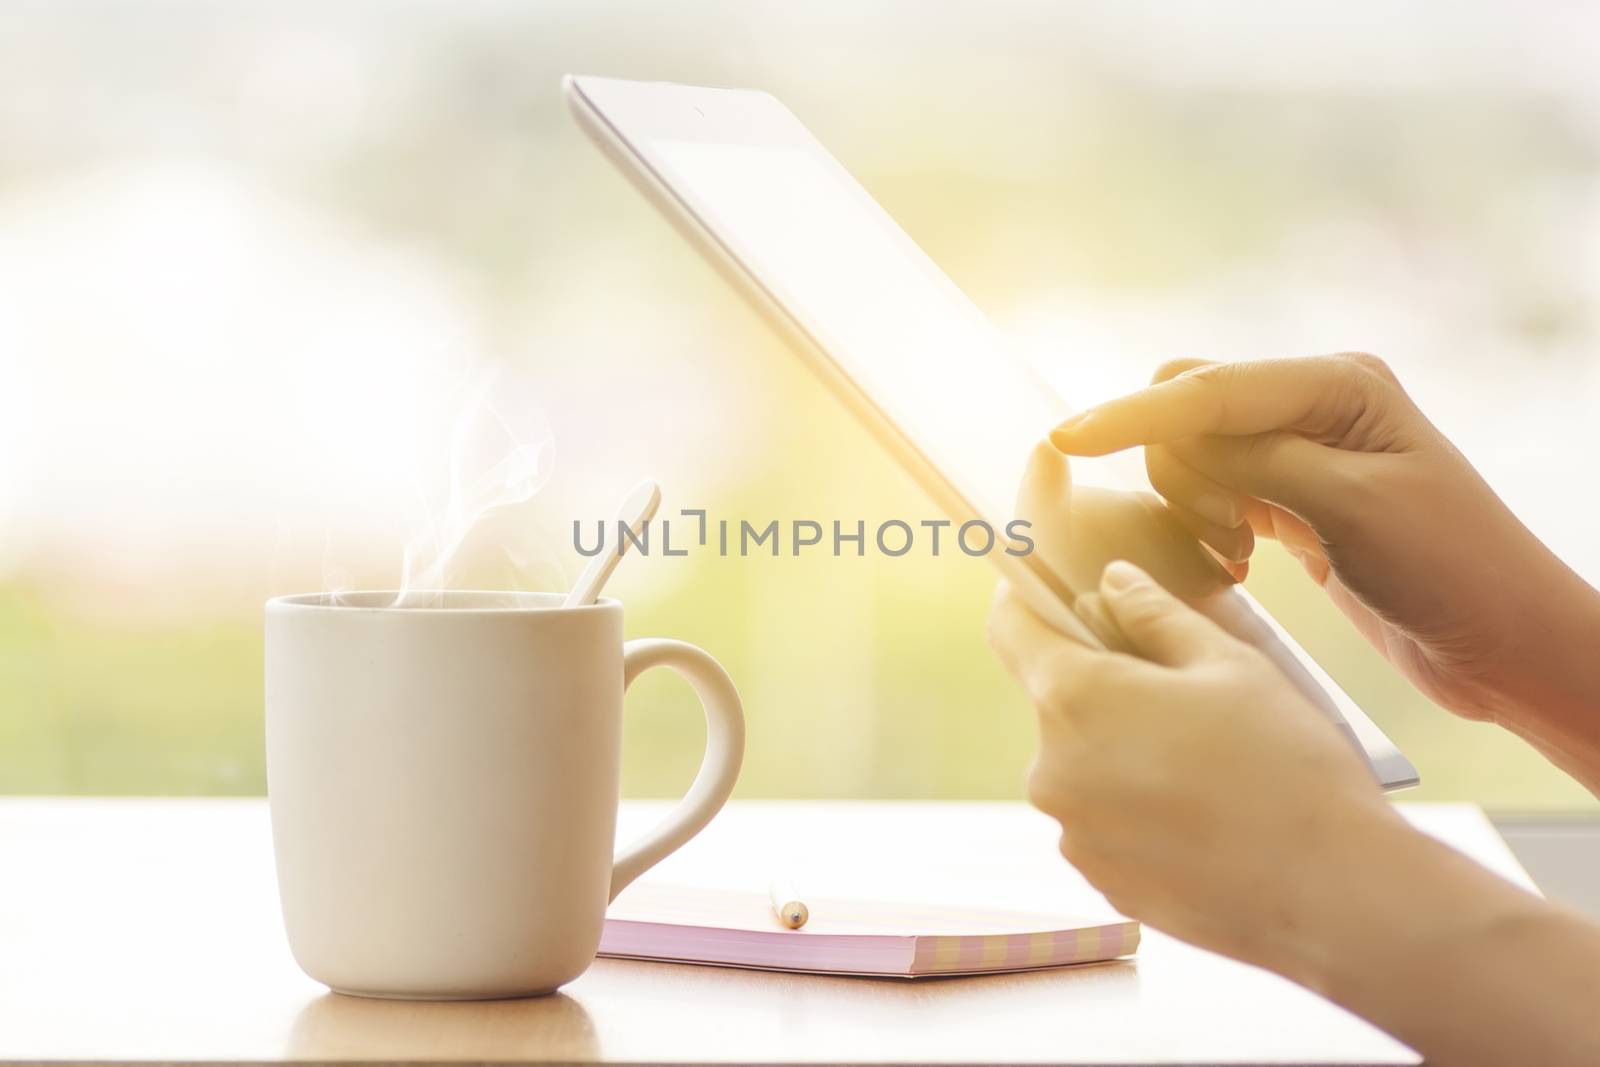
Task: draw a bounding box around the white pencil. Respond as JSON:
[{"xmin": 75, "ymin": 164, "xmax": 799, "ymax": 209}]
[{"xmin": 768, "ymin": 877, "xmax": 809, "ymax": 930}]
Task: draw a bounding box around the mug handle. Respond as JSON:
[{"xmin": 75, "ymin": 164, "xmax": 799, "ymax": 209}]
[{"xmin": 610, "ymin": 638, "xmax": 745, "ymax": 901}]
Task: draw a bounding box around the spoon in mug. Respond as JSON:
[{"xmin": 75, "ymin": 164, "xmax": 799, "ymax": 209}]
[{"xmin": 563, "ymin": 480, "xmax": 663, "ymax": 608}]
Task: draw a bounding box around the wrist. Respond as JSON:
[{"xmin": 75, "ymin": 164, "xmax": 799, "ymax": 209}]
[
  {"xmin": 1479, "ymin": 555, "xmax": 1600, "ymax": 783},
  {"xmin": 1241, "ymin": 800, "xmax": 1412, "ymax": 985},
  {"xmin": 1253, "ymin": 807, "xmax": 1600, "ymax": 1065},
  {"xmin": 1256, "ymin": 804, "xmax": 1546, "ymax": 1002}
]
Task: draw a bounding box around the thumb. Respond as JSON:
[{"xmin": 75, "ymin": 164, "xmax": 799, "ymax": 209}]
[{"xmin": 1099, "ymin": 560, "xmax": 1230, "ymax": 667}]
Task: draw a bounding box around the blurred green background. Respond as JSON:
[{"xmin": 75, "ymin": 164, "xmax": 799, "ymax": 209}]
[{"xmin": 3, "ymin": 1, "xmax": 1599, "ymax": 809}]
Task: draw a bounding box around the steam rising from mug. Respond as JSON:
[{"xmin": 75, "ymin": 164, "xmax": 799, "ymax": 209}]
[{"xmin": 391, "ymin": 366, "xmax": 554, "ymax": 608}]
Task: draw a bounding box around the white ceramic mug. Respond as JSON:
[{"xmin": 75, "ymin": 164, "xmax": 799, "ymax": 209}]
[{"xmin": 264, "ymin": 590, "xmax": 744, "ymax": 1000}]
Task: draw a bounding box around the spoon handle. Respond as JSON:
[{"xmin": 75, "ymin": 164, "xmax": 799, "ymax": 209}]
[{"xmin": 564, "ymin": 480, "xmax": 662, "ymax": 607}]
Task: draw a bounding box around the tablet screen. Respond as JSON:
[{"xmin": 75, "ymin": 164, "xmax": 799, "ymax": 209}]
[
  {"xmin": 570, "ymin": 77, "xmax": 1417, "ymax": 788},
  {"xmin": 649, "ymin": 137, "xmax": 1070, "ymax": 525}
]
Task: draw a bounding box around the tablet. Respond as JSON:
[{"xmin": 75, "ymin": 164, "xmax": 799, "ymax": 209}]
[{"xmin": 565, "ymin": 74, "xmax": 1418, "ymax": 790}]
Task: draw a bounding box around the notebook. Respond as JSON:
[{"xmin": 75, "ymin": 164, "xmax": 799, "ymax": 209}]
[{"xmin": 599, "ymin": 882, "xmax": 1139, "ymax": 978}]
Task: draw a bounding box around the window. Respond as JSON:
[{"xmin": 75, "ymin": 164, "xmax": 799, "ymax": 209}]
[{"xmin": 4, "ymin": 2, "xmax": 1597, "ymax": 809}]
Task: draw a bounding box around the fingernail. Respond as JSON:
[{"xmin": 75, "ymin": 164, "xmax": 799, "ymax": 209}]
[
  {"xmin": 1049, "ymin": 413, "xmax": 1094, "ymax": 452},
  {"xmin": 1193, "ymin": 493, "xmax": 1240, "ymax": 529},
  {"xmin": 1102, "ymin": 559, "xmax": 1147, "ymax": 591}
]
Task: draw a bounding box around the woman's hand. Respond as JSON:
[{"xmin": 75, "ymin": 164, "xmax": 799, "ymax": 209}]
[
  {"xmin": 989, "ymin": 561, "xmax": 1600, "ymax": 1067},
  {"xmin": 1050, "ymin": 355, "xmax": 1600, "ymax": 782},
  {"xmin": 988, "ymin": 560, "xmax": 1397, "ymax": 966}
]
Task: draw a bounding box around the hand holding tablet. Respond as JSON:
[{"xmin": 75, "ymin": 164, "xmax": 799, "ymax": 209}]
[{"xmin": 564, "ymin": 74, "xmax": 1417, "ymax": 789}]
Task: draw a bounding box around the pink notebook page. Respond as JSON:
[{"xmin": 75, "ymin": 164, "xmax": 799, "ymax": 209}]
[{"xmin": 600, "ymin": 882, "xmax": 1139, "ymax": 977}]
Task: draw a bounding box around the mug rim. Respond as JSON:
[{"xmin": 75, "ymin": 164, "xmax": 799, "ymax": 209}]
[{"xmin": 267, "ymin": 590, "xmax": 619, "ymax": 614}]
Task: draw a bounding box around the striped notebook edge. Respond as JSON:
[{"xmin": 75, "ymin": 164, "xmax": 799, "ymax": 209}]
[{"xmin": 599, "ymin": 883, "xmax": 1139, "ymax": 978}]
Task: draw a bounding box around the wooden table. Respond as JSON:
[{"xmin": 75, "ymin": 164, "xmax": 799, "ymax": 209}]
[{"xmin": 0, "ymin": 799, "xmax": 1535, "ymax": 1065}]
